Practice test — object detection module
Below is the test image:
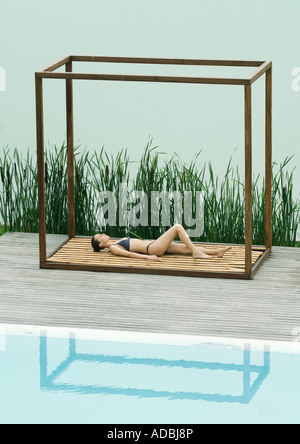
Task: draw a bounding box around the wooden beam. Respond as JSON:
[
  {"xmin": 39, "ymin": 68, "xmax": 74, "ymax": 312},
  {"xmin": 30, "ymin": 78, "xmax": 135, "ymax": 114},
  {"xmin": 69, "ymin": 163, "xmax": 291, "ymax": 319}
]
[
  {"xmin": 244, "ymin": 84, "xmax": 253, "ymax": 278},
  {"xmin": 251, "ymin": 247, "xmax": 271, "ymax": 278},
  {"xmin": 41, "ymin": 55, "xmax": 71, "ymax": 72},
  {"xmin": 265, "ymin": 66, "xmax": 272, "ymax": 249},
  {"xmin": 36, "ymin": 71, "xmax": 250, "ymax": 85},
  {"xmin": 71, "ymin": 55, "xmax": 264, "ymax": 67},
  {"xmin": 66, "ymin": 61, "xmax": 75, "ymax": 239},
  {"xmin": 35, "ymin": 76, "xmax": 46, "ymax": 265},
  {"xmin": 43, "ymin": 261, "xmax": 250, "ymax": 280},
  {"xmin": 248, "ymin": 61, "xmax": 272, "ymax": 84},
  {"xmin": 46, "ymin": 237, "xmax": 69, "ymax": 260}
]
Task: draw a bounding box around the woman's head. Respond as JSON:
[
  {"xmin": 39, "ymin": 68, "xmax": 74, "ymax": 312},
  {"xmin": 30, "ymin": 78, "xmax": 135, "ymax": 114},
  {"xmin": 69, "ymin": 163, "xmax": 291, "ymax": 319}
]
[{"xmin": 91, "ymin": 233, "xmax": 110, "ymax": 252}]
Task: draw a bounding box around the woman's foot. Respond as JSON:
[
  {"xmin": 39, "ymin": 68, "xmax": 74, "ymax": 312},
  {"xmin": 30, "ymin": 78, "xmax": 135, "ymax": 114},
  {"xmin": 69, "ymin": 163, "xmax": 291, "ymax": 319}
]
[
  {"xmin": 216, "ymin": 246, "xmax": 232, "ymax": 258},
  {"xmin": 193, "ymin": 249, "xmax": 213, "ymax": 259}
]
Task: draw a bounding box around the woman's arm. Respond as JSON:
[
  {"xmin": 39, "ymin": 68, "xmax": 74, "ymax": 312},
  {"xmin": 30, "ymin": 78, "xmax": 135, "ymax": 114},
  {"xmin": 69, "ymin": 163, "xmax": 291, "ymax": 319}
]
[{"xmin": 110, "ymin": 245, "xmax": 162, "ymax": 261}]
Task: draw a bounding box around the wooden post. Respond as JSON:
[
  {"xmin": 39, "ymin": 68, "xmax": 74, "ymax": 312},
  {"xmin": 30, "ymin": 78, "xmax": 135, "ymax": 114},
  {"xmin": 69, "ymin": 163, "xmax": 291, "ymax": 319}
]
[
  {"xmin": 35, "ymin": 76, "xmax": 47, "ymax": 265},
  {"xmin": 66, "ymin": 60, "xmax": 75, "ymax": 238},
  {"xmin": 265, "ymin": 66, "xmax": 272, "ymax": 249},
  {"xmin": 244, "ymin": 84, "xmax": 252, "ymax": 277}
]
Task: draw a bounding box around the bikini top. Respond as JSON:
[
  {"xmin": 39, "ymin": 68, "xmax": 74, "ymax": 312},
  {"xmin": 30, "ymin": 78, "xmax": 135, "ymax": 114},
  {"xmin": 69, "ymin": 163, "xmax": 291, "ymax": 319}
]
[{"xmin": 116, "ymin": 236, "xmax": 131, "ymax": 251}]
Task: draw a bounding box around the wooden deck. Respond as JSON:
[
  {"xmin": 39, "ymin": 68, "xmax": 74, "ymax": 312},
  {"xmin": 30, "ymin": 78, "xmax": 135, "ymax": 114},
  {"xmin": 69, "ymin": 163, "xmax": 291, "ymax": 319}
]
[{"xmin": 0, "ymin": 232, "xmax": 299, "ymax": 342}]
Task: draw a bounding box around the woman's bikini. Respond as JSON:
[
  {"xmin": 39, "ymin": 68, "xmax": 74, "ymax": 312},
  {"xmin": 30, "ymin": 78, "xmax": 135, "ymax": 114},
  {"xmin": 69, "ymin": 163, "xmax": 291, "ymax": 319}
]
[{"xmin": 116, "ymin": 236, "xmax": 155, "ymax": 255}]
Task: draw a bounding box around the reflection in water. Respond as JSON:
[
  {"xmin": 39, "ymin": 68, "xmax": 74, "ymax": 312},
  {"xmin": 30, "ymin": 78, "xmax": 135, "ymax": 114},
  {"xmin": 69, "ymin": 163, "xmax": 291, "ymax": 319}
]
[{"xmin": 39, "ymin": 334, "xmax": 270, "ymax": 404}]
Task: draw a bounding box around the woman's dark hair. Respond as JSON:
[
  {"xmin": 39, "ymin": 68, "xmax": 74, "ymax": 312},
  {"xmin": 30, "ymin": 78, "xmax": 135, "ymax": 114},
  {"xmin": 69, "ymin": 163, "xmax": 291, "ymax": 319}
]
[{"xmin": 91, "ymin": 235, "xmax": 104, "ymax": 252}]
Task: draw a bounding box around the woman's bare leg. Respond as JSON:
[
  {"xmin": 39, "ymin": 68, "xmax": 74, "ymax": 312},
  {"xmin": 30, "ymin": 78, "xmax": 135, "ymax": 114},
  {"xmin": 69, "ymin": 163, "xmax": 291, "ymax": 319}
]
[
  {"xmin": 165, "ymin": 243, "xmax": 191, "ymax": 254},
  {"xmin": 149, "ymin": 224, "xmax": 212, "ymax": 259},
  {"xmin": 166, "ymin": 242, "xmax": 231, "ymax": 258},
  {"xmin": 197, "ymin": 245, "xmax": 232, "ymax": 257}
]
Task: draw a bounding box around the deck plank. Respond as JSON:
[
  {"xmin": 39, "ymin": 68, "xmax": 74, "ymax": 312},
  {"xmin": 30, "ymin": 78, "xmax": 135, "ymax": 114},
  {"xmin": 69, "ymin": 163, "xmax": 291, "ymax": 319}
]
[{"xmin": 0, "ymin": 232, "xmax": 299, "ymax": 342}]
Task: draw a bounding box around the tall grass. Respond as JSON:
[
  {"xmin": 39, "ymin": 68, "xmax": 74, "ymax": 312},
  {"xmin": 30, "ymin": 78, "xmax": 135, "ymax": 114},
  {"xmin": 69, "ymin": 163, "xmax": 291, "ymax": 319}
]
[
  {"xmin": 0, "ymin": 140, "xmax": 299, "ymax": 246},
  {"xmin": 0, "ymin": 147, "xmax": 39, "ymax": 233},
  {"xmin": 86, "ymin": 144, "xmax": 131, "ymax": 238}
]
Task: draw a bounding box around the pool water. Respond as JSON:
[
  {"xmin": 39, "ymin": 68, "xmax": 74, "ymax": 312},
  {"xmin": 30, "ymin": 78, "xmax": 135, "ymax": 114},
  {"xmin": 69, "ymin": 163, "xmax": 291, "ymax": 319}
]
[{"xmin": 0, "ymin": 324, "xmax": 300, "ymax": 424}]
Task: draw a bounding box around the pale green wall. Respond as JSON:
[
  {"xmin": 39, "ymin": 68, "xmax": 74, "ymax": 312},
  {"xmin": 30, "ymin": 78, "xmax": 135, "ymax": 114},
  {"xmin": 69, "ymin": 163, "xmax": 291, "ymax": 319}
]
[{"xmin": 0, "ymin": 0, "xmax": 299, "ymax": 199}]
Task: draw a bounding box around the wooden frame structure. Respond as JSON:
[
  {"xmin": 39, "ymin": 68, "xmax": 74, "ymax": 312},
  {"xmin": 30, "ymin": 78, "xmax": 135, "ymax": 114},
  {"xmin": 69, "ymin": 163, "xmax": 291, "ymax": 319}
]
[{"xmin": 35, "ymin": 56, "xmax": 272, "ymax": 279}]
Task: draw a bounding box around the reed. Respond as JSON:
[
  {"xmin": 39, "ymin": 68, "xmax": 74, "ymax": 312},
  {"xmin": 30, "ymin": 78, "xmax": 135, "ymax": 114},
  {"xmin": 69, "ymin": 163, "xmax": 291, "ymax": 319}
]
[
  {"xmin": 0, "ymin": 147, "xmax": 39, "ymax": 233},
  {"xmin": 0, "ymin": 141, "xmax": 299, "ymax": 246},
  {"xmin": 86, "ymin": 144, "xmax": 131, "ymax": 238}
]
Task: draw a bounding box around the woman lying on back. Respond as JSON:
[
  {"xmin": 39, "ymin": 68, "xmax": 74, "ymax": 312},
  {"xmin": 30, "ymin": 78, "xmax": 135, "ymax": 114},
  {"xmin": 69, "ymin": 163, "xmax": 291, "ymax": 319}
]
[{"xmin": 91, "ymin": 224, "xmax": 231, "ymax": 262}]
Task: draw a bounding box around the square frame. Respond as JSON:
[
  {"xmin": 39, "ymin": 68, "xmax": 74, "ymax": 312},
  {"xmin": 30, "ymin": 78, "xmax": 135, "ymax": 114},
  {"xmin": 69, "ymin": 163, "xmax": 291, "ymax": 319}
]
[{"xmin": 35, "ymin": 56, "xmax": 272, "ymax": 279}]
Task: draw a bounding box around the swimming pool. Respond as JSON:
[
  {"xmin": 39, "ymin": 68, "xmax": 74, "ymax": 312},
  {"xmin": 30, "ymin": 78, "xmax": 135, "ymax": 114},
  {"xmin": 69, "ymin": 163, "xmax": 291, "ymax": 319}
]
[{"xmin": 0, "ymin": 323, "xmax": 300, "ymax": 424}]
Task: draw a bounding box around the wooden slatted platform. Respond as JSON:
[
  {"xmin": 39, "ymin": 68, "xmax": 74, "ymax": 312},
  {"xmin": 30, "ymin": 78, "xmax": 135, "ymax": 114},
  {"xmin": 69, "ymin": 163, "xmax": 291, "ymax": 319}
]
[{"xmin": 46, "ymin": 237, "xmax": 266, "ymax": 278}]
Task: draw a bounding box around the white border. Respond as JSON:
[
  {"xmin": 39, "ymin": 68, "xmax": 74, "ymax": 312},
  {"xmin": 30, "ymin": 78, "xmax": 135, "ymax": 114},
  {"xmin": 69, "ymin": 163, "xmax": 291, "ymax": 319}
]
[{"xmin": 1, "ymin": 322, "xmax": 300, "ymax": 354}]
